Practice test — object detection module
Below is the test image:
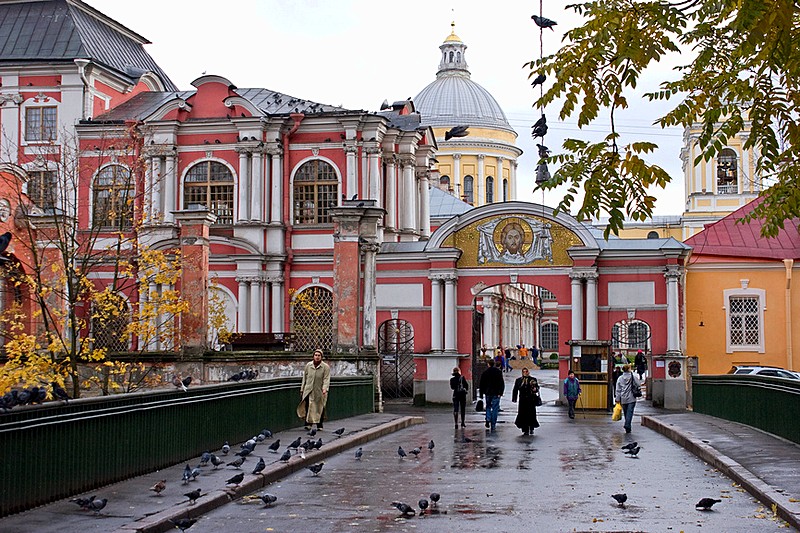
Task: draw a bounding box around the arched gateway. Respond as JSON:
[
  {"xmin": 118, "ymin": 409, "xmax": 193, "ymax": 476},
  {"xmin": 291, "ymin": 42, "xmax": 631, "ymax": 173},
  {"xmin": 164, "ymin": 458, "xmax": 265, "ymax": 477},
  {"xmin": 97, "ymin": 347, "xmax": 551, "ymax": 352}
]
[{"xmin": 380, "ymin": 201, "xmax": 690, "ymax": 408}]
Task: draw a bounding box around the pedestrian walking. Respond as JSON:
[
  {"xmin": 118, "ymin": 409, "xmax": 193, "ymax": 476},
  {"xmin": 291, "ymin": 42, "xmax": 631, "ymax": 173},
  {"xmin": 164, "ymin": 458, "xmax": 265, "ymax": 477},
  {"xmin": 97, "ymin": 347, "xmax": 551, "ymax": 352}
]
[
  {"xmin": 563, "ymin": 370, "xmax": 581, "ymax": 419},
  {"xmin": 614, "ymin": 364, "xmax": 641, "ymax": 433},
  {"xmin": 297, "ymin": 349, "xmax": 330, "ymax": 430},
  {"xmin": 531, "ymin": 346, "xmax": 539, "ymax": 366},
  {"xmin": 634, "ymin": 350, "xmax": 648, "ymax": 381},
  {"xmin": 511, "ymin": 367, "xmax": 540, "ymax": 435},
  {"xmin": 450, "ymin": 367, "xmax": 469, "ymax": 429},
  {"xmin": 478, "ymin": 358, "xmax": 505, "ymax": 432}
]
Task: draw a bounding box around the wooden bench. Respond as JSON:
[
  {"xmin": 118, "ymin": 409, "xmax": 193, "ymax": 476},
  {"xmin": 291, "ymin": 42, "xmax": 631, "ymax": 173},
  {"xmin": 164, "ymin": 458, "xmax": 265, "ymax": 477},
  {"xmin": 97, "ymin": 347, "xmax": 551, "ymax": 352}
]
[{"xmin": 229, "ymin": 332, "xmax": 296, "ymax": 351}]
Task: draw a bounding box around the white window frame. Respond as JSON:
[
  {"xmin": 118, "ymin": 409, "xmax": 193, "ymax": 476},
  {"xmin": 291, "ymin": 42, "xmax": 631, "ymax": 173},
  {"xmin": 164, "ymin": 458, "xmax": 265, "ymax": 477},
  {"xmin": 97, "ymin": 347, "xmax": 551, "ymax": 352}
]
[{"xmin": 723, "ymin": 287, "xmax": 766, "ymax": 353}]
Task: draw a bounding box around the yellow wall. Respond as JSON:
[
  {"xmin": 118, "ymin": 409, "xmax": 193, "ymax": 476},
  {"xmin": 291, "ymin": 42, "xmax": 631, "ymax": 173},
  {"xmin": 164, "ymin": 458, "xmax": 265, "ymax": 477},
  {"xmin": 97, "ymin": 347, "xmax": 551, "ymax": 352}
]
[{"xmin": 685, "ymin": 261, "xmax": 800, "ymax": 375}]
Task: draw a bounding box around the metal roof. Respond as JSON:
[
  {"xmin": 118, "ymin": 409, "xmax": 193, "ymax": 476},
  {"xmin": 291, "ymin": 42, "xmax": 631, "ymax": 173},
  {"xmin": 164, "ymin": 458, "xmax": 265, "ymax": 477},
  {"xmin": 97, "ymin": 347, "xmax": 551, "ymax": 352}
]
[
  {"xmin": 429, "ymin": 185, "xmax": 473, "ymax": 219},
  {"xmin": 0, "ymin": 0, "xmax": 176, "ymax": 90}
]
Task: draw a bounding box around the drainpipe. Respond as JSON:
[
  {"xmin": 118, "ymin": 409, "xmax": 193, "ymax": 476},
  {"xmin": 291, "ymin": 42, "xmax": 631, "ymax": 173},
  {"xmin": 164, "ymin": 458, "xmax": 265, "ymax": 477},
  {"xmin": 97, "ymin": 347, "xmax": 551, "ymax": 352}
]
[
  {"xmin": 74, "ymin": 59, "xmax": 107, "ymax": 120},
  {"xmin": 282, "ymin": 113, "xmax": 304, "ymax": 331},
  {"xmin": 784, "ymin": 259, "xmax": 794, "ymax": 371}
]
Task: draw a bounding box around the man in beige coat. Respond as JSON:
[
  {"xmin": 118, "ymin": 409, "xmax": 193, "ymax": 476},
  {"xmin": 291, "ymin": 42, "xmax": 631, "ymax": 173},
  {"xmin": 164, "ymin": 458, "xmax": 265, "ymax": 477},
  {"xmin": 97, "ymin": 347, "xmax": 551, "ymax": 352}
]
[{"xmin": 297, "ymin": 349, "xmax": 331, "ymax": 430}]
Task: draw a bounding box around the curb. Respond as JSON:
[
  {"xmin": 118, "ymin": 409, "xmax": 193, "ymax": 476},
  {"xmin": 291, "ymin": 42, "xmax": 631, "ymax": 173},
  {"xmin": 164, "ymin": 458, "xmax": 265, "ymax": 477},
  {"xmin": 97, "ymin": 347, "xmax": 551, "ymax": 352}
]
[
  {"xmin": 112, "ymin": 415, "xmax": 424, "ymax": 533},
  {"xmin": 641, "ymin": 415, "xmax": 800, "ymax": 530}
]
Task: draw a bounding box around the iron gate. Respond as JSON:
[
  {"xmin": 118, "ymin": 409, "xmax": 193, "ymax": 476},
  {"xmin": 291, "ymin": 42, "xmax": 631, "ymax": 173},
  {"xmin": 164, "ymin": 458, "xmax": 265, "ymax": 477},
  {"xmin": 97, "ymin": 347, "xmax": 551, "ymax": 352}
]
[
  {"xmin": 378, "ymin": 319, "xmax": 415, "ymax": 398},
  {"xmin": 292, "ymin": 286, "xmax": 333, "ymax": 352}
]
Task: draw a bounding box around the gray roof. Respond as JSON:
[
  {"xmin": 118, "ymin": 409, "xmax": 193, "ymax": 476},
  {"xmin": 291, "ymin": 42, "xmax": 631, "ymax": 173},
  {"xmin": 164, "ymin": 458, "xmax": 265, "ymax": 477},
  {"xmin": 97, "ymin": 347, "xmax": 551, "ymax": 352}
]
[
  {"xmin": 414, "ymin": 75, "xmax": 512, "ymax": 131},
  {"xmin": 0, "ymin": 0, "xmax": 176, "ymax": 90},
  {"xmin": 429, "ymin": 185, "xmax": 473, "ymax": 219}
]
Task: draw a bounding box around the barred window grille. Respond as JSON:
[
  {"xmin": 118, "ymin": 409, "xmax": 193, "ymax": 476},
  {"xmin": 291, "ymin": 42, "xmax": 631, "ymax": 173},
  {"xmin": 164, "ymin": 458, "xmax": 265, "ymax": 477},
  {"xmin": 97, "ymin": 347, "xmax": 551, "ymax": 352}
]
[
  {"xmin": 25, "ymin": 106, "xmax": 57, "ymax": 141},
  {"xmin": 293, "ymin": 160, "xmax": 338, "ymax": 225},
  {"xmin": 539, "ymin": 288, "xmax": 556, "ymax": 301},
  {"xmin": 292, "ymin": 286, "xmax": 333, "ymax": 352},
  {"xmin": 486, "ymin": 176, "xmax": 494, "ymax": 203},
  {"xmin": 729, "ymin": 296, "xmax": 759, "ymax": 346},
  {"xmin": 92, "ymin": 299, "xmax": 130, "ymax": 353},
  {"xmin": 541, "ymin": 322, "xmax": 558, "ymax": 351},
  {"xmin": 627, "ymin": 322, "xmax": 649, "ymax": 350},
  {"xmin": 503, "ymin": 178, "xmax": 508, "ymax": 201},
  {"xmin": 93, "ymin": 165, "xmax": 134, "ymax": 229},
  {"xmin": 611, "ymin": 324, "xmax": 621, "ymax": 349},
  {"xmin": 463, "ymin": 175, "xmax": 474, "ymax": 204},
  {"xmin": 184, "ymin": 161, "xmax": 234, "ymax": 224},
  {"xmin": 28, "ymin": 170, "xmax": 57, "ymax": 210}
]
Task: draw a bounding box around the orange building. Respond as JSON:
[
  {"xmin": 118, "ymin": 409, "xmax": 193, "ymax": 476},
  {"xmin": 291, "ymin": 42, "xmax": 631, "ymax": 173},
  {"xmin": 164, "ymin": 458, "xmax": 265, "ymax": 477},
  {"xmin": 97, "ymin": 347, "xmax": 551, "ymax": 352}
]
[{"xmin": 684, "ymin": 201, "xmax": 800, "ymax": 375}]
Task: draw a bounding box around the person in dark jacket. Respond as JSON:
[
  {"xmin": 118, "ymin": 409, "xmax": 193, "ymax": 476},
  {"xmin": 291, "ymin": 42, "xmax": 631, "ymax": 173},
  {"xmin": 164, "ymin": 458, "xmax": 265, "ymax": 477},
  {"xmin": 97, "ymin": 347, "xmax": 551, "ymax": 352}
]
[
  {"xmin": 512, "ymin": 367, "xmax": 540, "ymax": 435},
  {"xmin": 479, "ymin": 358, "xmax": 505, "ymax": 432},
  {"xmin": 450, "ymin": 367, "xmax": 469, "ymax": 429},
  {"xmin": 634, "ymin": 350, "xmax": 647, "ymax": 380}
]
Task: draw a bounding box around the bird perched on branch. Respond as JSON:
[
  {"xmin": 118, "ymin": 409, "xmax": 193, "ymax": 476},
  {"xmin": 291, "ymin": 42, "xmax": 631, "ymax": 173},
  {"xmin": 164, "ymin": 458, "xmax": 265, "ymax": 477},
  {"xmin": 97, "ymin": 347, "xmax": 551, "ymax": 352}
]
[
  {"xmin": 444, "ymin": 125, "xmax": 470, "ymax": 141},
  {"xmin": 531, "ymin": 115, "xmax": 548, "ymax": 138},
  {"xmin": 611, "ymin": 493, "xmax": 627, "ymax": 508},
  {"xmin": 307, "ymin": 462, "xmax": 325, "ymax": 476},
  {"xmin": 184, "ymin": 488, "xmax": 202, "ymax": 505},
  {"xmin": 696, "ymin": 498, "xmax": 722, "ymax": 511},
  {"xmin": 530, "ymin": 73, "xmax": 546, "ymax": 87},
  {"xmin": 531, "ymin": 14, "xmax": 557, "ymax": 30},
  {"xmin": 150, "ymin": 479, "xmax": 166, "ymax": 496}
]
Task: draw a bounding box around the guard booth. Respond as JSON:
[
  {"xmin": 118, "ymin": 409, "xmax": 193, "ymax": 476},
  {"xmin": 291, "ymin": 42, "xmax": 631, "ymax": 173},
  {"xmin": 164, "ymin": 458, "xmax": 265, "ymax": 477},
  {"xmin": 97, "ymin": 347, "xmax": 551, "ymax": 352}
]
[{"xmin": 564, "ymin": 340, "xmax": 613, "ymax": 409}]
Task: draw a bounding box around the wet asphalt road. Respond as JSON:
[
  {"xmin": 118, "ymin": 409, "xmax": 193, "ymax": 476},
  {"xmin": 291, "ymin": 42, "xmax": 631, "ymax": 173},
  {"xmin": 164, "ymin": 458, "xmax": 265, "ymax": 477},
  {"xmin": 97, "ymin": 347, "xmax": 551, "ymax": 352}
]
[{"xmin": 183, "ymin": 370, "xmax": 790, "ymax": 532}]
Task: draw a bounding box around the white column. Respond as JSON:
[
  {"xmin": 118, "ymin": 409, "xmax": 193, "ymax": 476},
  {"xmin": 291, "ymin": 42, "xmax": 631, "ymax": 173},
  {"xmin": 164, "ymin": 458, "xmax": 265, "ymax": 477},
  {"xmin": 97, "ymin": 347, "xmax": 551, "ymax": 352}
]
[
  {"xmin": 430, "ymin": 278, "xmax": 443, "ymax": 352},
  {"xmin": 570, "ymin": 273, "xmax": 584, "ymax": 340},
  {"xmin": 0, "ymin": 94, "xmax": 21, "ymax": 161},
  {"xmin": 401, "ymin": 157, "xmax": 415, "ymax": 231},
  {"xmin": 269, "ymin": 147, "xmax": 283, "ymax": 223},
  {"xmin": 453, "ymin": 154, "xmax": 462, "ymax": 199},
  {"xmin": 477, "ymin": 155, "xmax": 485, "ymax": 205},
  {"xmin": 237, "ymin": 277, "xmax": 250, "ymax": 332},
  {"xmin": 164, "ymin": 153, "xmax": 176, "ymax": 223},
  {"xmin": 251, "ymin": 150, "xmax": 263, "ymax": 221},
  {"xmin": 482, "ymin": 298, "xmax": 493, "ymax": 349},
  {"xmin": 444, "ymin": 275, "xmax": 458, "ymax": 352},
  {"xmin": 384, "ymin": 154, "xmax": 397, "ymax": 231},
  {"xmin": 147, "ymin": 282, "xmax": 159, "ymax": 350},
  {"xmin": 149, "ymin": 156, "xmax": 161, "ymax": 223},
  {"xmin": 270, "ymin": 279, "xmax": 284, "ymax": 332},
  {"xmin": 238, "ymin": 151, "xmax": 250, "ymax": 221},
  {"xmin": 367, "ymin": 148, "xmax": 381, "ymax": 203},
  {"xmin": 510, "ymin": 160, "xmax": 518, "ymax": 201},
  {"xmin": 345, "ymin": 145, "xmax": 358, "ymax": 198},
  {"xmin": 418, "ymin": 169, "xmax": 431, "ymax": 239},
  {"xmin": 665, "ymin": 267, "xmax": 681, "ymax": 352},
  {"xmin": 585, "ymin": 272, "xmax": 598, "ymax": 340},
  {"xmin": 249, "ymin": 278, "xmax": 262, "ymax": 332}
]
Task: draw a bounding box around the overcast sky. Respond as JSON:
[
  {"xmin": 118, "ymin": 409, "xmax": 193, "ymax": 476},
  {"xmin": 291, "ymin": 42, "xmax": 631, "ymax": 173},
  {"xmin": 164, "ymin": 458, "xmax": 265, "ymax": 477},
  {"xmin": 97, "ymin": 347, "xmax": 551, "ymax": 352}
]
[{"xmin": 88, "ymin": 0, "xmax": 688, "ymax": 217}]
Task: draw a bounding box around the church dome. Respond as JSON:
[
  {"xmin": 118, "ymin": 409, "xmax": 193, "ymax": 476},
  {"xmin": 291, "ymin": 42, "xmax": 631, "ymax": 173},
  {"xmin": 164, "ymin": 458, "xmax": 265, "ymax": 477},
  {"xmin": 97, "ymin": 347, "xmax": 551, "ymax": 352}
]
[{"xmin": 414, "ymin": 25, "xmax": 514, "ymax": 132}]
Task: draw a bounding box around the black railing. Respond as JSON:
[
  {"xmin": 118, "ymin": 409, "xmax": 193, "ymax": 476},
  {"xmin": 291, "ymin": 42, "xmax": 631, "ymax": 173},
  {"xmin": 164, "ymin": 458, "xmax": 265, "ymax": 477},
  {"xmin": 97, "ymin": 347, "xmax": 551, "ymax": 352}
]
[{"xmin": 0, "ymin": 376, "xmax": 374, "ymax": 517}]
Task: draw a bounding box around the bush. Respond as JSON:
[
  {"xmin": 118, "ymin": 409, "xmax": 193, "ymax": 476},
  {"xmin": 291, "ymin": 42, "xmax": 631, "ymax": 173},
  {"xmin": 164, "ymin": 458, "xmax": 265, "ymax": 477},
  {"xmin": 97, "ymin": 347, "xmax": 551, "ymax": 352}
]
[{"xmin": 549, "ymin": 352, "xmax": 558, "ymax": 360}]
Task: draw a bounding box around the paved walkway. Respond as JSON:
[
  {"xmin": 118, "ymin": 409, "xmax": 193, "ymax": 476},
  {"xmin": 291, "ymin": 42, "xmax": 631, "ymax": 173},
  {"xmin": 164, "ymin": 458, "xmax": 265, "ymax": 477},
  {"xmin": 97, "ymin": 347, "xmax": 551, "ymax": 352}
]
[{"xmin": 1, "ymin": 369, "xmax": 799, "ymax": 532}]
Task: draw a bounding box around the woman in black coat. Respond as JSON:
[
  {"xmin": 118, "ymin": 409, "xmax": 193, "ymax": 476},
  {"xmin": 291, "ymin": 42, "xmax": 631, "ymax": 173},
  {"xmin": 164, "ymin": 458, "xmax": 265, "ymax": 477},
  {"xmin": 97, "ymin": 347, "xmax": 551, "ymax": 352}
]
[
  {"xmin": 450, "ymin": 367, "xmax": 469, "ymax": 429},
  {"xmin": 512, "ymin": 367, "xmax": 540, "ymax": 435}
]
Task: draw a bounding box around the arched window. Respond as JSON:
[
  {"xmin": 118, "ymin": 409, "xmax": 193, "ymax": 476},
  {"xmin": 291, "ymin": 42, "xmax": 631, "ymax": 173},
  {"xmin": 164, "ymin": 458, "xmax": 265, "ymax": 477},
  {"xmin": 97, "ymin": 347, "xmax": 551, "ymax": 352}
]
[
  {"xmin": 93, "ymin": 165, "xmax": 134, "ymax": 229},
  {"xmin": 463, "ymin": 175, "xmax": 474, "ymax": 204},
  {"xmin": 449, "ymin": 51, "xmax": 454, "ymax": 62},
  {"xmin": 486, "ymin": 176, "xmax": 494, "ymax": 203},
  {"xmin": 456, "ymin": 52, "xmax": 461, "ymax": 62},
  {"xmin": 716, "ymin": 148, "xmax": 738, "ymax": 195},
  {"xmin": 293, "ymin": 160, "xmax": 338, "ymax": 225},
  {"xmin": 647, "ymin": 231, "xmax": 659, "ymax": 239},
  {"xmin": 184, "ymin": 161, "xmax": 234, "ymax": 224},
  {"xmin": 612, "ymin": 320, "xmax": 650, "ymax": 351},
  {"xmin": 292, "ymin": 286, "xmax": 333, "ymax": 352},
  {"xmin": 541, "ymin": 322, "xmax": 559, "ymax": 351},
  {"xmin": 503, "ymin": 178, "xmax": 508, "ymax": 201},
  {"xmin": 439, "ymin": 175, "xmax": 450, "ymax": 191}
]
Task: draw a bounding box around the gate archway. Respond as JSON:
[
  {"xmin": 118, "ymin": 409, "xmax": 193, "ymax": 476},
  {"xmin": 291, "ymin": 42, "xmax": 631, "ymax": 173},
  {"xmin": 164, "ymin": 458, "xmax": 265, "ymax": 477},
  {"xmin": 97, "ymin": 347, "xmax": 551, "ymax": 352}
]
[{"xmin": 378, "ymin": 319, "xmax": 415, "ymax": 398}]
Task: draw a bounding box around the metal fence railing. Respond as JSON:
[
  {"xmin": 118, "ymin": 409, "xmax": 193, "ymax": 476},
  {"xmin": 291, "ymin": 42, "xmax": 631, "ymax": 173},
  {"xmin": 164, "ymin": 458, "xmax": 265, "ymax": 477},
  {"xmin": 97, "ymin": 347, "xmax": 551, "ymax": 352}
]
[
  {"xmin": 0, "ymin": 376, "xmax": 374, "ymax": 517},
  {"xmin": 692, "ymin": 374, "xmax": 800, "ymax": 445}
]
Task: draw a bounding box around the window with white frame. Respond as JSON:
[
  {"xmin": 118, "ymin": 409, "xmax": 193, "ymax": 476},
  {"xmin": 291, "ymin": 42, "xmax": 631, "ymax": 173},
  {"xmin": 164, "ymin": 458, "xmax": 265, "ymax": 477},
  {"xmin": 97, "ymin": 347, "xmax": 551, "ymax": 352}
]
[
  {"xmin": 184, "ymin": 161, "xmax": 234, "ymax": 224},
  {"xmin": 541, "ymin": 322, "xmax": 558, "ymax": 351},
  {"xmin": 27, "ymin": 170, "xmax": 57, "ymax": 210},
  {"xmin": 93, "ymin": 165, "xmax": 134, "ymax": 229},
  {"xmin": 724, "ymin": 287, "xmax": 765, "ymax": 353},
  {"xmin": 293, "ymin": 159, "xmax": 338, "ymax": 225},
  {"xmin": 485, "ymin": 176, "xmax": 494, "ymax": 203},
  {"xmin": 25, "ymin": 106, "xmax": 57, "ymax": 142}
]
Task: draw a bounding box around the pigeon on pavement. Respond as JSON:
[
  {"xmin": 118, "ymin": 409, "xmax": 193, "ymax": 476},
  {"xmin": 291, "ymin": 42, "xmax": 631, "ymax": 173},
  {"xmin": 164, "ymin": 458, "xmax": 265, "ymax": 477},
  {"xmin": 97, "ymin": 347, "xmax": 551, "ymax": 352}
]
[
  {"xmin": 354, "ymin": 447, "xmax": 363, "ymax": 460},
  {"xmin": 313, "ymin": 438, "xmax": 323, "ymax": 450},
  {"xmin": 184, "ymin": 488, "xmax": 202, "ymax": 505},
  {"xmin": 307, "ymin": 462, "xmax": 325, "ymax": 476},
  {"xmin": 612, "ymin": 493, "xmax": 627, "ymax": 508},
  {"xmin": 252, "ymin": 457, "xmax": 266, "ymax": 475},
  {"xmin": 226, "ymin": 472, "xmax": 244, "ymax": 487},
  {"xmin": 279, "ymin": 448, "xmax": 292, "ymax": 462},
  {"xmin": 624, "ymin": 446, "xmax": 642, "ymax": 457},
  {"xmin": 226, "ymin": 457, "xmax": 245, "ymax": 469},
  {"xmin": 428, "ymin": 440, "xmax": 435, "ymax": 451},
  {"xmin": 418, "ymin": 498, "xmax": 429, "ymax": 513},
  {"xmin": 182, "ymin": 464, "xmax": 192, "ymax": 484},
  {"xmin": 409, "ymin": 447, "xmax": 421, "ymax": 457},
  {"xmin": 288, "ymin": 437, "xmax": 302, "ymax": 451},
  {"xmin": 221, "ymin": 441, "xmax": 230, "ymax": 455},
  {"xmin": 430, "ymin": 492, "xmax": 441, "ymax": 505},
  {"xmin": 696, "ymin": 498, "xmax": 722, "ymax": 511},
  {"xmin": 333, "ymin": 427, "xmax": 346, "ymax": 437},
  {"xmin": 210, "ymin": 455, "xmax": 224, "ymax": 469},
  {"xmin": 260, "ymin": 429, "xmax": 272, "ymax": 439},
  {"xmin": 259, "ymin": 493, "xmax": 278, "ymax": 507},
  {"xmin": 199, "ymin": 451, "xmax": 211, "ymax": 466},
  {"xmin": 150, "ymin": 479, "xmax": 166, "ymax": 496},
  {"xmin": 70, "ymin": 495, "xmax": 94, "ymax": 509},
  {"xmin": 307, "ymin": 427, "xmax": 317, "ymax": 437},
  {"xmin": 391, "ymin": 501, "xmax": 416, "ymax": 516},
  {"xmin": 268, "ymin": 439, "xmax": 281, "ymax": 452},
  {"xmin": 397, "ymin": 446, "xmax": 407, "ymax": 458},
  {"xmin": 621, "ymin": 442, "xmax": 638, "ymax": 451},
  {"xmin": 169, "ymin": 518, "xmax": 198, "ymax": 532},
  {"xmin": 87, "ymin": 498, "xmax": 108, "ymax": 515}
]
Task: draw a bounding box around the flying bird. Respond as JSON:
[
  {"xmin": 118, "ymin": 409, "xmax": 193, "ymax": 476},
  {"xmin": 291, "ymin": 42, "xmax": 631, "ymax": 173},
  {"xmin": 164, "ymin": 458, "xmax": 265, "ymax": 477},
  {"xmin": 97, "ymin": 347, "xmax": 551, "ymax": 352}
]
[
  {"xmin": 430, "ymin": 492, "xmax": 441, "ymax": 505},
  {"xmin": 279, "ymin": 448, "xmax": 292, "ymax": 462},
  {"xmin": 418, "ymin": 498, "xmax": 429, "ymax": 513},
  {"xmin": 184, "ymin": 488, "xmax": 202, "ymax": 504},
  {"xmin": 259, "ymin": 493, "xmax": 278, "ymax": 507},
  {"xmin": 391, "ymin": 501, "xmax": 416, "ymax": 516},
  {"xmin": 397, "ymin": 446, "xmax": 407, "ymax": 458},
  {"xmin": 611, "ymin": 493, "xmax": 628, "ymax": 508},
  {"xmin": 150, "ymin": 479, "xmax": 166, "ymax": 496},
  {"xmin": 268, "ymin": 439, "xmax": 281, "ymax": 452},
  {"xmin": 169, "ymin": 518, "xmax": 198, "ymax": 532},
  {"xmin": 624, "ymin": 446, "xmax": 642, "ymax": 457},
  {"xmin": 444, "ymin": 125, "xmax": 470, "ymax": 141},
  {"xmin": 621, "ymin": 442, "xmax": 638, "ymax": 451},
  {"xmin": 221, "ymin": 441, "xmax": 230, "ymax": 455},
  {"xmin": 530, "ymin": 73, "xmax": 546, "ymax": 86},
  {"xmin": 226, "ymin": 472, "xmax": 245, "ymax": 487},
  {"xmin": 252, "ymin": 457, "xmax": 266, "ymax": 475},
  {"xmin": 333, "ymin": 427, "xmax": 346, "ymax": 438},
  {"xmin": 696, "ymin": 498, "xmax": 722, "ymax": 511},
  {"xmin": 226, "ymin": 457, "xmax": 245, "ymax": 469},
  {"xmin": 354, "ymin": 447, "xmax": 363, "ymax": 460},
  {"xmin": 428, "ymin": 440, "xmax": 435, "ymax": 451},
  {"xmin": 531, "ymin": 14, "xmax": 557, "ymax": 30},
  {"xmin": 307, "ymin": 462, "xmax": 325, "ymax": 476}
]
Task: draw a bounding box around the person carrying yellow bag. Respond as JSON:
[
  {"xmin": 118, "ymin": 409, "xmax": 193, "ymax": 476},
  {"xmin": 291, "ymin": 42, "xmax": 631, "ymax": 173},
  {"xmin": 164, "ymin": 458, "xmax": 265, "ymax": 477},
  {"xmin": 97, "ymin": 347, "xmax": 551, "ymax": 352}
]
[{"xmin": 612, "ymin": 401, "xmax": 623, "ymax": 421}]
